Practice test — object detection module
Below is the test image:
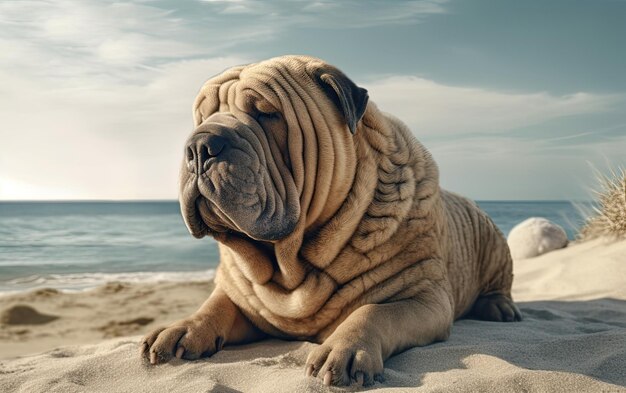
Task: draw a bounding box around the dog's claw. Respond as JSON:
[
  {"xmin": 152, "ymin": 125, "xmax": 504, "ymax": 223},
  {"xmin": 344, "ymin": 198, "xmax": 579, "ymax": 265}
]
[{"xmin": 323, "ymin": 371, "xmax": 332, "ymax": 386}]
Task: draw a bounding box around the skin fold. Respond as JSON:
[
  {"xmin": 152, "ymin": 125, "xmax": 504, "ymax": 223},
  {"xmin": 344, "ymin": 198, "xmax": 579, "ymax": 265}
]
[{"xmin": 141, "ymin": 55, "xmax": 521, "ymax": 387}]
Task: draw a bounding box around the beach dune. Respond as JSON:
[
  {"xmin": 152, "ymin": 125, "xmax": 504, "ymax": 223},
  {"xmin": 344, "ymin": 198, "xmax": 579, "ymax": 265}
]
[{"xmin": 1, "ymin": 238, "xmax": 625, "ymax": 392}]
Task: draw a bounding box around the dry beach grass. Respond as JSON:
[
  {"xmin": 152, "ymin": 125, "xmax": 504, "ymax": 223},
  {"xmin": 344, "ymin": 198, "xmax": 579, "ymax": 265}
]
[{"xmin": 579, "ymin": 167, "xmax": 626, "ymax": 241}]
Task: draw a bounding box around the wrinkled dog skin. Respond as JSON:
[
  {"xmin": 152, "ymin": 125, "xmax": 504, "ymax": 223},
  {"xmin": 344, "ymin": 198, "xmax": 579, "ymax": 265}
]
[{"xmin": 141, "ymin": 55, "xmax": 521, "ymax": 386}]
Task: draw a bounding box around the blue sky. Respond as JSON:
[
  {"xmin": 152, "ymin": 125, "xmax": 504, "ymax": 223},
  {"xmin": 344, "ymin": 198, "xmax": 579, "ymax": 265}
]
[{"xmin": 1, "ymin": 0, "xmax": 624, "ymax": 200}]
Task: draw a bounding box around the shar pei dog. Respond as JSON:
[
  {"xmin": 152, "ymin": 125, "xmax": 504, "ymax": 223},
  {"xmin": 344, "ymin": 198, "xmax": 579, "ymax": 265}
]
[{"xmin": 141, "ymin": 55, "xmax": 521, "ymax": 386}]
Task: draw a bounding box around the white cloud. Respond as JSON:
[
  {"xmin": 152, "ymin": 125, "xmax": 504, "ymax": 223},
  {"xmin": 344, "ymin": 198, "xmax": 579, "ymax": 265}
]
[
  {"xmin": 0, "ymin": 0, "xmax": 449, "ymax": 84},
  {"xmin": 0, "ymin": 56, "xmax": 250, "ymax": 200},
  {"xmin": 362, "ymin": 77, "xmax": 626, "ymax": 200},
  {"xmin": 0, "ymin": 1, "xmax": 194, "ymax": 73},
  {"xmin": 363, "ymin": 76, "xmax": 620, "ymax": 136},
  {"xmin": 427, "ymin": 134, "xmax": 626, "ymax": 200},
  {"xmin": 202, "ymin": 0, "xmax": 448, "ymax": 27},
  {"xmin": 360, "ymin": 76, "xmax": 625, "ymax": 200},
  {"xmin": 0, "ymin": 0, "xmax": 271, "ymax": 86}
]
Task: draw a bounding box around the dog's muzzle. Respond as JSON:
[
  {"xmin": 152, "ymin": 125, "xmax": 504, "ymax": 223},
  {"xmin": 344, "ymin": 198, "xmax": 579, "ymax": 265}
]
[{"xmin": 185, "ymin": 133, "xmax": 230, "ymax": 174}]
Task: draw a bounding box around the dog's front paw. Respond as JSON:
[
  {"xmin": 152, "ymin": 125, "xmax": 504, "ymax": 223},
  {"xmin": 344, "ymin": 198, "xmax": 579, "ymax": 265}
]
[
  {"xmin": 140, "ymin": 316, "xmax": 224, "ymax": 365},
  {"xmin": 305, "ymin": 337, "xmax": 384, "ymax": 387}
]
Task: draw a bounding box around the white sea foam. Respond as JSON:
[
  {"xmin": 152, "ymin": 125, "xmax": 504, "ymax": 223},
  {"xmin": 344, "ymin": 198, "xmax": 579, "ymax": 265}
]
[{"xmin": 0, "ymin": 269, "xmax": 215, "ymax": 296}]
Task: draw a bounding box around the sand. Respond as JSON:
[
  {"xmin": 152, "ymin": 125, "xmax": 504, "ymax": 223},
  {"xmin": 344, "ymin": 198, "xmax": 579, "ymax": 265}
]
[
  {"xmin": 0, "ymin": 281, "xmax": 214, "ymax": 360},
  {"xmin": 1, "ymin": 238, "xmax": 625, "ymax": 392}
]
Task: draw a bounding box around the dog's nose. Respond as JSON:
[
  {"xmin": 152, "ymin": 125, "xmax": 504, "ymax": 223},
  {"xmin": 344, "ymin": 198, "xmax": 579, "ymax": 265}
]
[{"xmin": 185, "ymin": 133, "xmax": 228, "ymax": 173}]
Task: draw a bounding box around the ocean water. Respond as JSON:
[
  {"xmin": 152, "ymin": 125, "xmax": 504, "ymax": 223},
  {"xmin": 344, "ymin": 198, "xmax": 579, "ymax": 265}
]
[
  {"xmin": 0, "ymin": 202, "xmax": 217, "ymax": 294},
  {"xmin": 0, "ymin": 201, "xmax": 589, "ymax": 294},
  {"xmin": 476, "ymin": 201, "xmax": 588, "ymax": 240}
]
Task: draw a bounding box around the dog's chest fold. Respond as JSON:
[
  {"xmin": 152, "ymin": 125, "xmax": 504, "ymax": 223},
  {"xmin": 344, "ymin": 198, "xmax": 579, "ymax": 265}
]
[{"xmin": 214, "ymin": 111, "xmax": 445, "ymax": 337}]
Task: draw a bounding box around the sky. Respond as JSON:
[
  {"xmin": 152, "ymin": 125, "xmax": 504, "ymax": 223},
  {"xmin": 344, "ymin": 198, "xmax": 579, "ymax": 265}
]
[{"xmin": 1, "ymin": 0, "xmax": 625, "ymax": 201}]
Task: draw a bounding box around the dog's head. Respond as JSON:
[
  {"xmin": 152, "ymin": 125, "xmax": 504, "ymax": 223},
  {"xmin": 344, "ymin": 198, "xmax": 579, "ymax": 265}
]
[{"xmin": 179, "ymin": 55, "xmax": 369, "ymax": 242}]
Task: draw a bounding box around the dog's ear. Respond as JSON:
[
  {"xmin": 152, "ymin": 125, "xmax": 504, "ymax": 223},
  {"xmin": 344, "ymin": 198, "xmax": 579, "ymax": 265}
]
[{"xmin": 315, "ymin": 67, "xmax": 369, "ymax": 134}]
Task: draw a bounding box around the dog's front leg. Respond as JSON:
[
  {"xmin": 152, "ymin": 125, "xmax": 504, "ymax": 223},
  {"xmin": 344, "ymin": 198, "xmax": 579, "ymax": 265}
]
[
  {"xmin": 141, "ymin": 286, "xmax": 263, "ymax": 364},
  {"xmin": 305, "ymin": 282, "xmax": 453, "ymax": 387}
]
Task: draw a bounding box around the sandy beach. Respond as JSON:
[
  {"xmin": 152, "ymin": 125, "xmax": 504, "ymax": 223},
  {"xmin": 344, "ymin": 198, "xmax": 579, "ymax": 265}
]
[
  {"xmin": 1, "ymin": 237, "xmax": 625, "ymax": 392},
  {"xmin": 0, "ymin": 281, "xmax": 214, "ymax": 360}
]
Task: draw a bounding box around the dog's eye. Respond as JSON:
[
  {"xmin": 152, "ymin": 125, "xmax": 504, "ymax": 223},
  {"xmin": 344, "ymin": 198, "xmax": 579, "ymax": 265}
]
[{"xmin": 257, "ymin": 111, "xmax": 281, "ymax": 122}]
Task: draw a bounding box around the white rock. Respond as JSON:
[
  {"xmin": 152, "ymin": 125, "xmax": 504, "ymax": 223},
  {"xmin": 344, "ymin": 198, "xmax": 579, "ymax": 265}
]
[{"xmin": 507, "ymin": 217, "xmax": 568, "ymax": 260}]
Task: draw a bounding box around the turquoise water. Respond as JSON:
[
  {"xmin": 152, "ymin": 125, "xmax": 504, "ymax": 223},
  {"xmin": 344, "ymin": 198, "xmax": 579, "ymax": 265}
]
[{"xmin": 0, "ymin": 201, "xmax": 589, "ymax": 293}]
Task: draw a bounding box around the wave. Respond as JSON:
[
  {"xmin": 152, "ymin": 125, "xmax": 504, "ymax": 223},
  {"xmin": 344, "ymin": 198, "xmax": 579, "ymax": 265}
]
[{"xmin": 0, "ymin": 269, "xmax": 215, "ymax": 296}]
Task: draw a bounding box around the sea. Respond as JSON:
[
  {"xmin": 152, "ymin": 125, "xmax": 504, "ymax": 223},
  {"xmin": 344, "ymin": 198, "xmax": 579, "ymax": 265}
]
[{"xmin": 0, "ymin": 201, "xmax": 591, "ymax": 295}]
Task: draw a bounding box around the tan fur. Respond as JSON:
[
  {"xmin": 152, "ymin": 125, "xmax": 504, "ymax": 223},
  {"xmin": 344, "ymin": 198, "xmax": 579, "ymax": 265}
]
[{"xmin": 142, "ymin": 55, "xmax": 520, "ymax": 387}]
